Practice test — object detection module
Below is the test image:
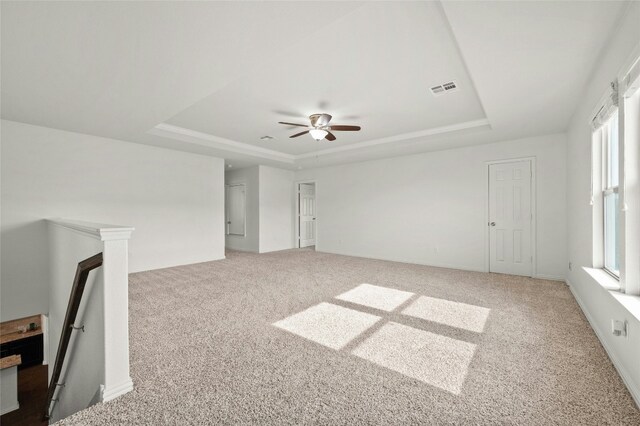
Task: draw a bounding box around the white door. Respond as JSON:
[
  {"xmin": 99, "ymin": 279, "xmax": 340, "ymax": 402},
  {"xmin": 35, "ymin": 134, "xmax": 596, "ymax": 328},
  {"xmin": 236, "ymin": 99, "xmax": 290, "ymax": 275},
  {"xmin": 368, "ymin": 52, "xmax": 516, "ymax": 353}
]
[
  {"xmin": 489, "ymin": 161, "xmax": 532, "ymax": 276},
  {"xmin": 225, "ymin": 184, "xmax": 246, "ymax": 236},
  {"xmin": 299, "ymin": 183, "xmax": 316, "ymax": 247}
]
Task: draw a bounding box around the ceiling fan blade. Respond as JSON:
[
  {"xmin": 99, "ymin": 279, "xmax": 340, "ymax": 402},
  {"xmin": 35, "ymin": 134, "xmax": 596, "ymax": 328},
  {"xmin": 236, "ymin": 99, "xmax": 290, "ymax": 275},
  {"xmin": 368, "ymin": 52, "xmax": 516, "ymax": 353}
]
[
  {"xmin": 328, "ymin": 125, "xmax": 361, "ymax": 131},
  {"xmin": 325, "ymin": 132, "xmax": 336, "ymax": 141},
  {"xmin": 278, "ymin": 121, "xmax": 308, "ymax": 128},
  {"xmin": 290, "ymin": 130, "xmax": 310, "ymax": 138}
]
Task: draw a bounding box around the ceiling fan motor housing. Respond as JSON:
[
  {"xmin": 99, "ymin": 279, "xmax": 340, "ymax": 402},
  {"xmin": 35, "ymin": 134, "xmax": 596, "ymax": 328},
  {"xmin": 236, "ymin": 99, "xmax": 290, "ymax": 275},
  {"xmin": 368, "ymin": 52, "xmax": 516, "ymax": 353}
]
[{"xmin": 309, "ymin": 113, "xmax": 332, "ymax": 128}]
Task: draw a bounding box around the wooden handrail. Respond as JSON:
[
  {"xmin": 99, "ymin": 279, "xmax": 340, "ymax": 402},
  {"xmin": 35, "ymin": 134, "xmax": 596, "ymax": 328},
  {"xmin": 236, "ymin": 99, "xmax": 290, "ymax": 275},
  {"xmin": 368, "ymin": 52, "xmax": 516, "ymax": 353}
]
[{"xmin": 44, "ymin": 252, "xmax": 103, "ymax": 419}]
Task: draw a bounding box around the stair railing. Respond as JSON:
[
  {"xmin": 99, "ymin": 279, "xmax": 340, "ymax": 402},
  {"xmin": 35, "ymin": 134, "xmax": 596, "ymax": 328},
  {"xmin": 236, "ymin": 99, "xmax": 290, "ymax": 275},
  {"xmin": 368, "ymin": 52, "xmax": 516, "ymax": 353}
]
[{"xmin": 44, "ymin": 252, "xmax": 103, "ymax": 419}]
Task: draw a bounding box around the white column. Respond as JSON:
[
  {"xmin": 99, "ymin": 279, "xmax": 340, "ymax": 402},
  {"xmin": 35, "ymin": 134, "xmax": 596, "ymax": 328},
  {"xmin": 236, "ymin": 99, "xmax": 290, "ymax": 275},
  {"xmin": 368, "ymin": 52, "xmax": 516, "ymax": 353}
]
[
  {"xmin": 47, "ymin": 219, "xmax": 135, "ymax": 405},
  {"xmin": 99, "ymin": 227, "xmax": 134, "ymax": 401}
]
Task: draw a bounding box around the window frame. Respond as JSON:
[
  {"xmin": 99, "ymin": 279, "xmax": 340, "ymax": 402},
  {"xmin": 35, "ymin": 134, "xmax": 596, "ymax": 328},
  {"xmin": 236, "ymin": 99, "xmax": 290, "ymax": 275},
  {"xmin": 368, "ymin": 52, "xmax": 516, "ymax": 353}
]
[
  {"xmin": 619, "ymin": 64, "xmax": 640, "ymax": 296},
  {"xmin": 599, "ymin": 114, "xmax": 620, "ymax": 279}
]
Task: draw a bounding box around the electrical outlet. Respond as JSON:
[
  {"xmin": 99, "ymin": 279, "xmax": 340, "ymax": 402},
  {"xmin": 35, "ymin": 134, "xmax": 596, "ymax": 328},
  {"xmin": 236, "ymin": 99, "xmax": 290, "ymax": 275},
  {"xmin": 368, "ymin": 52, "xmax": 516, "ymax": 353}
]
[
  {"xmin": 612, "ymin": 319, "xmax": 627, "ymax": 337},
  {"xmin": 568, "ymin": 262, "xmax": 572, "ymax": 271}
]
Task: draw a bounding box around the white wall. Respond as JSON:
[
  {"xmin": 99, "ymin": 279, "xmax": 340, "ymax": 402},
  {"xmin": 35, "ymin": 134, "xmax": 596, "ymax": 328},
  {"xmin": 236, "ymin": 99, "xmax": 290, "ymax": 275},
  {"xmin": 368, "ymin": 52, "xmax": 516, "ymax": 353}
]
[
  {"xmin": 566, "ymin": 0, "xmax": 640, "ymax": 406},
  {"xmin": 259, "ymin": 165, "xmax": 295, "ymax": 253},
  {"xmin": 0, "ymin": 120, "xmax": 226, "ymax": 322},
  {"xmin": 225, "ymin": 166, "xmax": 259, "ymax": 252},
  {"xmin": 225, "ymin": 165, "xmax": 294, "ymax": 253},
  {"xmin": 295, "ymin": 133, "xmax": 567, "ymax": 279}
]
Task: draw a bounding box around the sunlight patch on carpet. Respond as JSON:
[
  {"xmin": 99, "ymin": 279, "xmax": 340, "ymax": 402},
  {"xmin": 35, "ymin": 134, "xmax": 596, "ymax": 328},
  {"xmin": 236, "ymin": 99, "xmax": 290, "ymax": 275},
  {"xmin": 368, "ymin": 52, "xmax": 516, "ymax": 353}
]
[
  {"xmin": 272, "ymin": 302, "xmax": 381, "ymax": 350},
  {"xmin": 335, "ymin": 283, "xmax": 414, "ymax": 311},
  {"xmin": 352, "ymin": 322, "xmax": 476, "ymax": 394},
  {"xmin": 402, "ymin": 296, "xmax": 490, "ymax": 333}
]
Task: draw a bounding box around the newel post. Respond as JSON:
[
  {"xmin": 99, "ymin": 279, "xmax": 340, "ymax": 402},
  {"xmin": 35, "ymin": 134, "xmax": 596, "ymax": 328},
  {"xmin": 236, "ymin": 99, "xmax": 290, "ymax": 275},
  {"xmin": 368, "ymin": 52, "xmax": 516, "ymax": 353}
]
[{"xmin": 98, "ymin": 227, "xmax": 134, "ymax": 401}]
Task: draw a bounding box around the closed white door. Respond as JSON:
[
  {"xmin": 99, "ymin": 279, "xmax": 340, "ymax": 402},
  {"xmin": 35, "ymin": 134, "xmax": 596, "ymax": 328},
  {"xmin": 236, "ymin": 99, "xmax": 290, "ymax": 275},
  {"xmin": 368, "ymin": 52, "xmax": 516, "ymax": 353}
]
[
  {"xmin": 225, "ymin": 184, "xmax": 246, "ymax": 236},
  {"xmin": 299, "ymin": 183, "xmax": 316, "ymax": 247},
  {"xmin": 489, "ymin": 161, "xmax": 532, "ymax": 276}
]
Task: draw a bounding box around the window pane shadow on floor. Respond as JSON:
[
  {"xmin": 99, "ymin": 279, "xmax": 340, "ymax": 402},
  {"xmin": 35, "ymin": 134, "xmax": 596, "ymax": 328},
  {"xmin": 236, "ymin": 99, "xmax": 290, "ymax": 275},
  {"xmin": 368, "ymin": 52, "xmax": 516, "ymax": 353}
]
[
  {"xmin": 272, "ymin": 302, "xmax": 381, "ymax": 350},
  {"xmin": 335, "ymin": 283, "xmax": 414, "ymax": 312},
  {"xmin": 351, "ymin": 321, "xmax": 477, "ymax": 395},
  {"xmin": 272, "ymin": 286, "xmax": 484, "ymax": 395},
  {"xmin": 402, "ymin": 295, "xmax": 491, "ymax": 333}
]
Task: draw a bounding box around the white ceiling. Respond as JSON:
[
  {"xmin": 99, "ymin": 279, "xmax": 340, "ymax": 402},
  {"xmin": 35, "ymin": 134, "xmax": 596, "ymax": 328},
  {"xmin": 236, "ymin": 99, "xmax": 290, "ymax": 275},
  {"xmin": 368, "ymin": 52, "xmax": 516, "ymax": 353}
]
[
  {"xmin": 165, "ymin": 1, "xmax": 486, "ymax": 155},
  {"xmin": 1, "ymin": 1, "xmax": 627, "ymax": 169}
]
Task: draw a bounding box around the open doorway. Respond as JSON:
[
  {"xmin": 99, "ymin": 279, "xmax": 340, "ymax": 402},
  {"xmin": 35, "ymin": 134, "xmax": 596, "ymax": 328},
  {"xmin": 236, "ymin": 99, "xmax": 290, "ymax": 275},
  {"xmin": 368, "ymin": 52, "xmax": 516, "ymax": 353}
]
[{"xmin": 297, "ymin": 182, "xmax": 316, "ymax": 249}]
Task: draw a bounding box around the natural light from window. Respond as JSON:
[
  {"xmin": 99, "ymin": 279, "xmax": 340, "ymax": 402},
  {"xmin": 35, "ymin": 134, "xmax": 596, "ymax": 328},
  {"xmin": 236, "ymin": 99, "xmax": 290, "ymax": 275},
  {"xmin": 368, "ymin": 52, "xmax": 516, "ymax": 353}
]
[
  {"xmin": 272, "ymin": 302, "xmax": 381, "ymax": 350},
  {"xmin": 402, "ymin": 295, "xmax": 491, "ymax": 333},
  {"xmin": 272, "ymin": 284, "xmax": 490, "ymax": 395},
  {"xmin": 351, "ymin": 322, "xmax": 476, "ymax": 395},
  {"xmin": 335, "ymin": 283, "xmax": 414, "ymax": 311}
]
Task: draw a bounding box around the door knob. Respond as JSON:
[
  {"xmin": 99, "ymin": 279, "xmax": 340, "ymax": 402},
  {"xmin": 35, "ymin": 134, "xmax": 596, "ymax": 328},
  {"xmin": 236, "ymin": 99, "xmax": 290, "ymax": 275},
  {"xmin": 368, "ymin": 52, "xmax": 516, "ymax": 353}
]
[{"xmin": 490, "ymin": 222, "xmax": 496, "ymax": 226}]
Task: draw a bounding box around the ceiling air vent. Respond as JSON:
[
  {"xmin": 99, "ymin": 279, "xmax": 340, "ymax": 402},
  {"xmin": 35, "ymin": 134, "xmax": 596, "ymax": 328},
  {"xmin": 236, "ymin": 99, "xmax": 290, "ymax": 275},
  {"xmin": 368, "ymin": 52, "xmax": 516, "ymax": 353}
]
[
  {"xmin": 430, "ymin": 80, "xmax": 458, "ymax": 96},
  {"xmin": 430, "ymin": 85, "xmax": 445, "ymax": 95},
  {"xmin": 443, "ymin": 81, "xmax": 457, "ymax": 91}
]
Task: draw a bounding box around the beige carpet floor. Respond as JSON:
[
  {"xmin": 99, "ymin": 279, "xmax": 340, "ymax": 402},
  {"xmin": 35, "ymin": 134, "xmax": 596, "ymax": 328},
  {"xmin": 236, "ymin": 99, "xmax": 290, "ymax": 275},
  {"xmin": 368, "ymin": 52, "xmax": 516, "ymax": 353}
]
[{"xmin": 57, "ymin": 249, "xmax": 640, "ymax": 425}]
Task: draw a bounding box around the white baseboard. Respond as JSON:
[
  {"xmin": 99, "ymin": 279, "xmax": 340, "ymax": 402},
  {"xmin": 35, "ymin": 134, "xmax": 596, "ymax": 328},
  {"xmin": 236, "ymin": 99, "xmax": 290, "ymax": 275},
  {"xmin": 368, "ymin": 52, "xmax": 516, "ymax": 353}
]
[
  {"xmin": 567, "ymin": 279, "xmax": 640, "ymax": 409},
  {"xmin": 317, "ymin": 248, "xmax": 485, "ymax": 273},
  {"xmin": 226, "ymin": 247, "xmax": 259, "ymax": 253},
  {"xmin": 133, "ymin": 255, "xmax": 226, "ymax": 274},
  {"xmin": 102, "ymin": 378, "xmax": 133, "ymax": 402},
  {"xmin": 533, "ymin": 274, "xmax": 565, "ymax": 281},
  {"xmin": 0, "ymin": 402, "xmax": 19, "ymax": 416}
]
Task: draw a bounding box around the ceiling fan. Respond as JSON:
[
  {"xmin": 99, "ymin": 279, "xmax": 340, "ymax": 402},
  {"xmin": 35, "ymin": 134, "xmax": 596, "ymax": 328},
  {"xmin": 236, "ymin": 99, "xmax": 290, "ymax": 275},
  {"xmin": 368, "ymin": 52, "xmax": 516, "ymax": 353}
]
[{"xmin": 278, "ymin": 113, "xmax": 361, "ymax": 141}]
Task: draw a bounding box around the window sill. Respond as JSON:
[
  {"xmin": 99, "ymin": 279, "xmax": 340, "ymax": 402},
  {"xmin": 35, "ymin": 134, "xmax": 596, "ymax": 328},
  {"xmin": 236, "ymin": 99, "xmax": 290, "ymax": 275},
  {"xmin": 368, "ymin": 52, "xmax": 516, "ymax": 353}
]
[
  {"xmin": 582, "ymin": 267, "xmax": 640, "ymax": 323},
  {"xmin": 583, "ymin": 267, "xmax": 621, "ymax": 291},
  {"xmin": 610, "ymin": 291, "xmax": 640, "ymax": 324}
]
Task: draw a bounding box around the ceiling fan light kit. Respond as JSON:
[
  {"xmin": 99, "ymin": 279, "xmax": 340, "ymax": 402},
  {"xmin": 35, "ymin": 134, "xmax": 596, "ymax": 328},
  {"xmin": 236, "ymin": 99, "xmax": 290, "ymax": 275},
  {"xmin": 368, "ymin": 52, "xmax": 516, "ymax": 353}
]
[
  {"xmin": 309, "ymin": 129, "xmax": 329, "ymax": 141},
  {"xmin": 278, "ymin": 113, "xmax": 361, "ymax": 142}
]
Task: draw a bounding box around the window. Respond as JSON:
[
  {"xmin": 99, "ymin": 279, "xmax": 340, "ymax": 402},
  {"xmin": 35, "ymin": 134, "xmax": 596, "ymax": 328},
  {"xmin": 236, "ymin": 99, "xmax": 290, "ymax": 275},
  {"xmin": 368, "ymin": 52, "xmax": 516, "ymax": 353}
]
[
  {"xmin": 591, "ymin": 84, "xmax": 619, "ymax": 280},
  {"xmin": 601, "ymin": 114, "xmax": 620, "ymax": 276},
  {"xmin": 590, "ymin": 56, "xmax": 640, "ymax": 294},
  {"xmin": 621, "ymin": 62, "xmax": 640, "ymax": 295}
]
